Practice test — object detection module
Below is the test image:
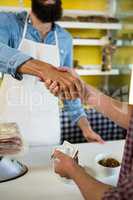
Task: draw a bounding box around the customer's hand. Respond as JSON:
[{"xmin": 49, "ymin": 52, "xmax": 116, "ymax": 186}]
[
  {"xmin": 82, "ymin": 84, "xmax": 102, "ymax": 106},
  {"xmin": 77, "ymin": 117, "xmax": 104, "ymax": 144},
  {"xmin": 43, "ymin": 66, "xmax": 84, "ymax": 100},
  {"xmin": 45, "ymin": 79, "xmax": 59, "ymax": 96},
  {"xmin": 53, "ymin": 150, "xmax": 79, "ymax": 179},
  {"xmin": 45, "ymin": 67, "xmax": 84, "ymax": 100},
  {"xmin": 45, "ymin": 69, "xmax": 99, "ymax": 103},
  {"xmin": 82, "ymin": 128, "xmax": 104, "ymax": 144},
  {"xmin": 19, "ymin": 60, "xmax": 83, "ymax": 100}
]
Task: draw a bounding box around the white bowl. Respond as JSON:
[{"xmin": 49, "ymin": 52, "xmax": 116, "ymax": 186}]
[{"xmin": 94, "ymin": 153, "xmax": 121, "ymax": 178}]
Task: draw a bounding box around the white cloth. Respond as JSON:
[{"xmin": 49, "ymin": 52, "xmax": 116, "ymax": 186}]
[{"xmin": 0, "ymin": 15, "xmax": 61, "ymax": 145}]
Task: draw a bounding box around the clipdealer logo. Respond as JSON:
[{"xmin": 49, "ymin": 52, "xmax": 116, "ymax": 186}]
[{"xmin": 6, "ymin": 85, "xmax": 53, "ymax": 112}]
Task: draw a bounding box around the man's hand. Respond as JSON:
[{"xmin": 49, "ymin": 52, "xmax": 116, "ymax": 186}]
[
  {"xmin": 45, "ymin": 67, "xmax": 84, "ymax": 100},
  {"xmin": 53, "ymin": 150, "xmax": 78, "ymax": 179},
  {"xmin": 45, "ymin": 77, "xmax": 100, "ymax": 104},
  {"xmin": 18, "ymin": 60, "xmax": 83, "ymax": 100}
]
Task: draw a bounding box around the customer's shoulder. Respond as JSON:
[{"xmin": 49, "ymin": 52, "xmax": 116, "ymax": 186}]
[{"xmin": 55, "ymin": 24, "xmax": 72, "ymax": 41}]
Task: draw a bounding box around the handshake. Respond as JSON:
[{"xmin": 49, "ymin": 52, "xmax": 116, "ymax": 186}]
[
  {"xmin": 20, "ymin": 59, "xmax": 89, "ymax": 102},
  {"xmin": 44, "ymin": 66, "xmax": 86, "ymax": 101}
]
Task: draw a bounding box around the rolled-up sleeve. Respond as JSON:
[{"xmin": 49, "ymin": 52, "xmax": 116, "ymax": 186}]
[
  {"xmin": 0, "ymin": 13, "xmax": 31, "ymax": 78},
  {"xmin": 102, "ymin": 174, "xmax": 133, "ymax": 200},
  {"xmin": 61, "ymin": 31, "xmax": 87, "ymax": 125},
  {"xmin": 64, "ymin": 99, "xmax": 87, "ymax": 125}
]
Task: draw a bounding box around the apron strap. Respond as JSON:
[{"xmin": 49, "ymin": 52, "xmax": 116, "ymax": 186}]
[
  {"xmin": 18, "ymin": 13, "xmax": 29, "ymax": 50},
  {"xmin": 54, "ymin": 31, "xmax": 59, "ymax": 49},
  {"xmin": 54, "ymin": 31, "xmax": 60, "ymax": 66}
]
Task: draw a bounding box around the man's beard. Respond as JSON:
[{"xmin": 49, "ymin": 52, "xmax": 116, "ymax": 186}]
[{"xmin": 31, "ymin": 0, "xmax": 62, "ymax": 23}]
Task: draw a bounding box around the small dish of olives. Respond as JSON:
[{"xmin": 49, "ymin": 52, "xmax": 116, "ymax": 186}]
[{"xmin": 95, "ymin": 153, "xmax": 121, "ymax": 177}]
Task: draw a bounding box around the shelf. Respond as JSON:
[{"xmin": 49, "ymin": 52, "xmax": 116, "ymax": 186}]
[
  {"xmin": 0, "ymin": 6, "xmax": 26, "ymax": 12},
  {"xmin": 0, "ymin": 7, "xmax": 111, "ymax": 17},
  {"xmin": 63, "ymin": 9, "xmax": 109, "ymax": 17},
  {"xmin": 76, "ymin": 69, "xmax": 119, "ymax": 76},
  {"xmin": 57, "ymin": 21, "xmax": 122, "ymax": 30},
  {"xmin": 116, "ymin": 40, "xmax": 133, "ymax": 47},
  {"xmin": 73, "ymin": 38, "xmax": 109, "ymax": 46},
  {"xmin": 0, "ymin": 6, "xmax": 122, "ymax": 30},
  {"xmin": 117, "ymin": 11, "xmax": 133, "ymax": 18},
  {"xmin": 112, "ymin": 64, "xmax": 133, "ymax": 75}
]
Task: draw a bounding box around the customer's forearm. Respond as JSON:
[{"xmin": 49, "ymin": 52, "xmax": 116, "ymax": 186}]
[
  {"xmin": 71, "ymin": 165, "xmax": 111, "ymax": 200},
  {"xmin": 87, "ymin": 85, "xmax": 132, "ymax": 129},
  {"xmin": 97, "ymin": 94, "xmax": 132, "ymax": 129},
  {"xmin": 77, "ymin": 116, "xmax": 92, "ymax": 131}
]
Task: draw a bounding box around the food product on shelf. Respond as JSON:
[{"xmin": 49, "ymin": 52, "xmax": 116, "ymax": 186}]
[
  {"xmin": 101, "ymin": 44, "xmax": 116, "ymax": 71},
  {"xmin": 108, "ymin": 17, "xmax": 119, "ymax": 23},
  {"xmin": 61, "ymin": 15, "xmax": 119, "ymax": 23},
  {"xmin": 74, "ymin": 36, "xmax": 100, "ymax": 39},
  {"xmin": 61, "ymin": 16, "xmax": 78, "ymax": 21},
  {"xmin": 73, "ymin": 59, "xmax": 82, "ymax": 69},
  {"xmin": 77, "ymin": 16, "xmax": 119, "ymax": 23}
]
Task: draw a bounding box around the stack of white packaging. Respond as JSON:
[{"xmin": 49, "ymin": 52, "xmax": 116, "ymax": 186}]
[{"xmin": 0, "ymin": 123, "xmax": 23, "ymax": 155}]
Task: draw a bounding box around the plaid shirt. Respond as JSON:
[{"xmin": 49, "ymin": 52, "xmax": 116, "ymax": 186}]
[
  {"xmin": 60, "ymin": 109, "xmax": 126, "ymax": 144},
  {"xmin": 103, "ymin": 110, "xmax": 133, "ymax": 200}
]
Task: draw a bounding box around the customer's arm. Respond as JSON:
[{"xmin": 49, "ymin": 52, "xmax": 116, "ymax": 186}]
[
  {"xmin": 85, "ymin": 84, "xmax": 132, "ymax": 129},
  {"xmin": 71, "ymin": 165, "xmax": 111, "ymax": 200},
  {"xmin": 63, "ymin": 99, "xmax": 104, "ymax": 143},
  {"xmin": 45, "ymin": 73, "xmax": 131, "ymax": 130},
  {"xmin": 53, "ymin": 150, "xmax": 112, "ymax": 200},
  {"xmin": 54, "ymin": 150, "xmax": 133, "ymax": 200},
  {"xmin": 49, "ymin": 33, "xmax": 104, "ymax": 143}
]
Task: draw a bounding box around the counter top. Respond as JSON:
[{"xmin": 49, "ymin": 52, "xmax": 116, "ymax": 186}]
[{"xmin": 0, "ymin": 140, "xmax": 125, "ymax": 200}]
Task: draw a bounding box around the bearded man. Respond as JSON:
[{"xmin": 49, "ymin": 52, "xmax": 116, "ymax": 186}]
[{"xmin": 0, "ymin": 0, "xmax": 103, "ymax": 144}]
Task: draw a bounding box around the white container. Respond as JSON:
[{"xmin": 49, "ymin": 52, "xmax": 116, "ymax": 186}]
[
  {"xmin": 0, "ymin": 157, "xmax": 28, "ymax": 182},
  {"xmin": 94, "ymin": 153, "xmax": 121, "ymax": 178}
]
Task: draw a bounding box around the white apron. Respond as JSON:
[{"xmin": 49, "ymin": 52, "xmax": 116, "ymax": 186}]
[{"xmin": 0, "ymin": 16, "xmax": 61, "ymax": 145}]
